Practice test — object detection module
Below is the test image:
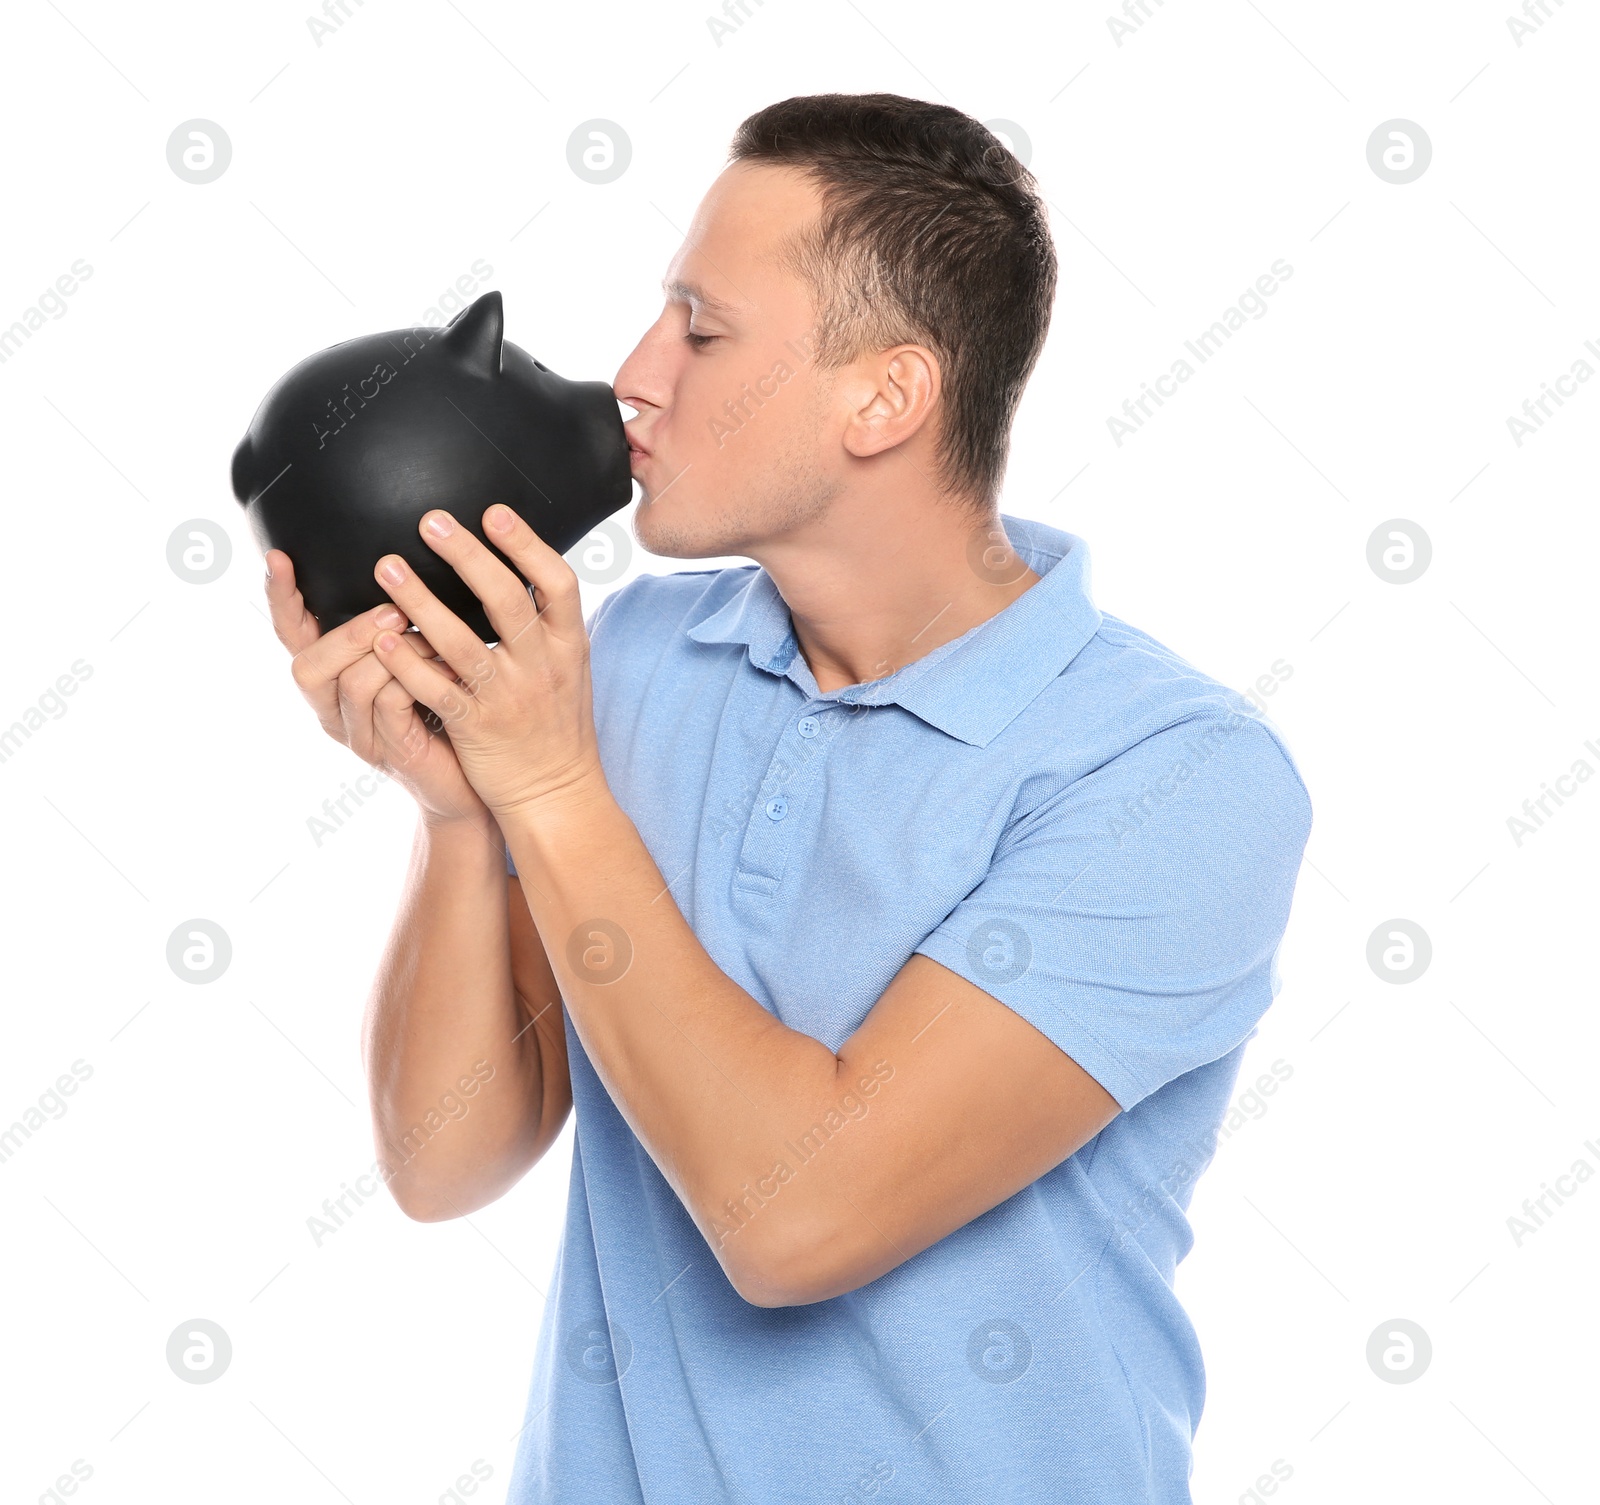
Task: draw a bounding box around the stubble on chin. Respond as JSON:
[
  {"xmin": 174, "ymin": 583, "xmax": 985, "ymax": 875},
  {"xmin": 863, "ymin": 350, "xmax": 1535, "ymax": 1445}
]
[
  {"xmin": 632, "ymin": 489, "xmax": 733, "ymax": 560},
  {"xmin": 636, "ymin": 472, "xmax": 842, "ymax": 560}
]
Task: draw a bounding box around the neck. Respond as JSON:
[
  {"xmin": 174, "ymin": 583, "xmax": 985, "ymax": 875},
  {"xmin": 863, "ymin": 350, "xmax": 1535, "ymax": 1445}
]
[{"xmin": 744, "ymin": 488, "xmax": 1041, "ymax": 695}]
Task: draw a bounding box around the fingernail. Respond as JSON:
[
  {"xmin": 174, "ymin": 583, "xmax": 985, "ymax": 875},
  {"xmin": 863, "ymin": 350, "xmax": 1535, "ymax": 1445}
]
[
  {"xmin": 376, "ymin": 606, "xmax": 405, "ymax": 628},
  {"xmin": 488, "ymin": 506, "xmax": 513, "ymax": 532},
  {"xmin": 376, "ymin": 632, "xmax": 398, "ymax": 651},
  {"xmin": 424, "ymin": 511, "xmax": 454, "ymax": 537},
  {"xmin": 380, "ymin": 558, "xmax": 406, "ymax": 584}
]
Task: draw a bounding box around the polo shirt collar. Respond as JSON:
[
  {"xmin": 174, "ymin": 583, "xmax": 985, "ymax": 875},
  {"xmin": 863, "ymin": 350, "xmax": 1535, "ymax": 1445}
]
[{"xmin": 684, "ymin": 513, "xmax": 1102, "ymax": 748}]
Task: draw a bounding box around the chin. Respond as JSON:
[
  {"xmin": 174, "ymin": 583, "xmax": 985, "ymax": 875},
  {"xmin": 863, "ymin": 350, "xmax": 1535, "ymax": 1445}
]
[{"xmin": 635, "ymin": 487, "xmax": 748, "ymax": 561}]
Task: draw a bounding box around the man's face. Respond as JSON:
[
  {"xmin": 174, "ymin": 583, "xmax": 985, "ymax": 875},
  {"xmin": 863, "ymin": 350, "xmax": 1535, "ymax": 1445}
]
[{"xmin": 613, "ymin": 162, "xmax": 849, "ymax": 559}]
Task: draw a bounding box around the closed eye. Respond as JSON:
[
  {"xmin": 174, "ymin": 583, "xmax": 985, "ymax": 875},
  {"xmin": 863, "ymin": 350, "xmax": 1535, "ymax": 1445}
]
[{"xmin": 684, "ymin": 332, "xmax": 718, "ymax": 349}]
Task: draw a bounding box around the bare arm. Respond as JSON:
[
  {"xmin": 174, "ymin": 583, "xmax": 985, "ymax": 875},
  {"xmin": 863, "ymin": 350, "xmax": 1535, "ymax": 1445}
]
[
  {"xmin": 262, "ymin": 548, "xmax": 571, "ymax": 1224},
  {"xmin": 360, "ymin": 814, "xmax": 573, "ymax": 1221},
  {"xmin": 354, "ymin": 506, "xmax": 1118, "ymax": 1305},
  {"xmin": 504, "ymin": 791, "xmax": 1118, "ymax": 1308}
]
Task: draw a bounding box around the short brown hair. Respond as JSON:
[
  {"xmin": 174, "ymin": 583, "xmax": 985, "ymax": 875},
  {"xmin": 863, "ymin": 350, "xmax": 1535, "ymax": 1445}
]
[{"xmin": 729, "ymin": 93, "xmax": 1057, "ymax": 510}]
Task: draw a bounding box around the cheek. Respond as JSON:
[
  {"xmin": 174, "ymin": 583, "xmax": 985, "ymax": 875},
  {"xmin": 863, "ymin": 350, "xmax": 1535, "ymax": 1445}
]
[
  {"xmin": 708, "ymin": 368, "xmax": 816, "ymax": 461},
  {"xmin": 676, "ymin": 371, "xmax": 764, "ymax": 483},
  {"xmin": 675, "ymin": 366, "xmax": 727, "ymax": 454},
  {"xmin": 652, "ymin": 360, "xmax": 826, "ymax": 514}
]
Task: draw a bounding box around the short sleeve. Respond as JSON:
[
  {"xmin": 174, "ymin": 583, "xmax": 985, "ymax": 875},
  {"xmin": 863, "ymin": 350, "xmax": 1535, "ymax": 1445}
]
[
  {"xmin": 506, "ymin": 587, "xmax": 622, "ymax": 878},
  {"xmin": 913, "ymin": 714, "xmax": 1312, "ymax": 1111}
]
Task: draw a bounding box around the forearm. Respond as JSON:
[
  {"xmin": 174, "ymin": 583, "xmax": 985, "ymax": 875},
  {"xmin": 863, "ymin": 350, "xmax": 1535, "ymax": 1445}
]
[
  {"xmin": 503, "ymin": 782, "xmax": 845, "ymax": 1300},
  {"xmin": 361, "ymin": 809, "xmax": 544, "ymax": 1219}
]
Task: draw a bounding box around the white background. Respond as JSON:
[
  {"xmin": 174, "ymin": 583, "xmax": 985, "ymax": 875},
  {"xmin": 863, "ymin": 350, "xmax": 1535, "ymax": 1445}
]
[{"xmin": 1, "ymin": 1, "xmax": 1596, "ymax": 1502}]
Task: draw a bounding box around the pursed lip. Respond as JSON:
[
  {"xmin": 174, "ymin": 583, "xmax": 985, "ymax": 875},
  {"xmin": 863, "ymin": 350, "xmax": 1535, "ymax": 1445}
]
[{"xmin": 624, "ymin": 426, "xmax": 652, "ymax": 458}]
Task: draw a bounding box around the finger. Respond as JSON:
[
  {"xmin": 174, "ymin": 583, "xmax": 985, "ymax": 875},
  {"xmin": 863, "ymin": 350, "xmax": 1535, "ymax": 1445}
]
[
  {"xmin": 290, "ymin": 600, "xmax": 413, "ymax": 731},
  {"xmin": 376, "ymin": 625, "xmax": 442, "ymax": 659},
  {"xmin": 372, "ymin": 673, "xmax": 433, "ymax": 763},
  {"xmin": 376, "ymin": 629, "xmax": 449, "ymax": 706},
  {"xmin": 378, "ymin": 625, "xmax": 445, "ymax": 662},
  {"xmin": 372, "ymin": 546, "xmax": 499, "ymax": 691},
  {"xmin": 374, "ymin": 684, "xmax": 443, "ymax": 771},
  {"xmin": 370, "ymin": 621, "xmax": 476, "ymax": 729},
  {"xmin": 479, "ymin": 503, "xmax": 584, "ymax": 642},
  {"xmin": 411, "ymin": 507, "xmax": 546, "ymax": 652},
  {"xmin": 393, "ymin": 632, "xmax": 453, "ymax": 740},
  {"xmin": 263, "ymin": 550, "xmax": 411, "ymax": 665},
  {"xmin": 404, "ymin": 628, "xmax": 443, "ymax": 662},
  {"xmin": 264, "ymin": 549, "xmax": 323, "ymax": 657},
  {"xmin": 334, "ymin": 630, "xmax": 448, "ymax": 765},
  {"xmin": 334, "ymin": 648, "xmax": 403, "ymax": 762}
]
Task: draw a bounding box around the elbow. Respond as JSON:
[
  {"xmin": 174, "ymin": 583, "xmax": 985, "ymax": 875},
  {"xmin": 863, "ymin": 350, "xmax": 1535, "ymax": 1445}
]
[
  {"xmin": 729, "ymin": 1261, "xmax": 817, "ymax": 1310},
  {"xmin": 384, "ymin": 1170, "xmax": 469, "ymax": 1224},
  {"xmin": 389, "ymin": 1188, "xmax": 460, "ymax": 1224},
  {"xmin": 731, "ymin": 1249, "xmax": 822, "ymax": 1309},
  {"xmin": 730, "ymin": 1270, "xmax": 799, "ymax": 1310},
  {"xmin": 723, "ymin": 1217, "xmax": 862, "ymax": 1309},
  {"xmin": 386, "ymin": 1154, "xmax": 540, "ymax": 1222}
]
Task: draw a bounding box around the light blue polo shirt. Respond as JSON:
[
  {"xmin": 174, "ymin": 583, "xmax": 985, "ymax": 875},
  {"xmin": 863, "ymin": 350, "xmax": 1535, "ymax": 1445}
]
[{"xmin": 504, "ymin": 512, "xmax": 1311, "ymax": 1503}]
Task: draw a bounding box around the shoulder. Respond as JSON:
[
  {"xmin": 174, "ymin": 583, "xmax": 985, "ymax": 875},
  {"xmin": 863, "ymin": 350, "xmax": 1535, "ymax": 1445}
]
[{"xmin": 1044, "ymin": 611, "xmax": 1313, "ymax": 835}]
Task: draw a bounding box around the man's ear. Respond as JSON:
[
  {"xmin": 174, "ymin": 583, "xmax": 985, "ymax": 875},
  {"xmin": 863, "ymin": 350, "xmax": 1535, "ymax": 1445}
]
[{"xmin": 840, "ymin": 344, "xmax": 942, "ymax": 460}]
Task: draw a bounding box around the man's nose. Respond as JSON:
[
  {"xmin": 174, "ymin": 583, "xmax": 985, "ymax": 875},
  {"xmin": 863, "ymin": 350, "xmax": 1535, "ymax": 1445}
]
[{"xmin": 613, "ymin": 327, "xmax": 672, "ymax": 415}]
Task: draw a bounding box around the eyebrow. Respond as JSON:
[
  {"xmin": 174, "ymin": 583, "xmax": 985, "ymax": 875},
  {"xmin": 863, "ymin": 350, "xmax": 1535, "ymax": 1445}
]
[{"xmin": 662, "ymin": 278, "xmax": 740, "ymax": 317}]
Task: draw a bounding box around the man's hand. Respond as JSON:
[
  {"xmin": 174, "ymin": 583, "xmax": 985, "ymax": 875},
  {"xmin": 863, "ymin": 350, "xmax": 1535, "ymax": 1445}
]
[
  {"xmin": 368, "ymin": 504, "xmax": 608, "ymax": 823},
  {"xmin": 264, "ymin": 547, "xmax": 492, "ymax": 830}
]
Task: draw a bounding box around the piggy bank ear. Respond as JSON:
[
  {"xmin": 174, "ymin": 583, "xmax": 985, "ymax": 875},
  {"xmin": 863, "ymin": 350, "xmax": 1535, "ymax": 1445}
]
[{"xmin": 440, "ymin": 289, "xmax": 504, "ymax": 377}]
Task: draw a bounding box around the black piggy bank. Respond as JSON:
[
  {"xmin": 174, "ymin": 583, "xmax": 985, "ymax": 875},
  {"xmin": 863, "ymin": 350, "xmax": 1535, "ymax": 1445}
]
[{"xmin": 230, "ymin": 290, "xmax": 631, "ymax": 643}]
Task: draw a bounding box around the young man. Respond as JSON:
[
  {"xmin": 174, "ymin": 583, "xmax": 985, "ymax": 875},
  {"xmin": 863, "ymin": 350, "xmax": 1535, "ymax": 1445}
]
[{"xmin": 266, "ymin": 94, "xmax": 1311, "ymax": 1503}]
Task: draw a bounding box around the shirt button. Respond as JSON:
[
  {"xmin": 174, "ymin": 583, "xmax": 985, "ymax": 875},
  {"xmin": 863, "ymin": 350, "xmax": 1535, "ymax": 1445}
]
[
  {"xmin": 797, "ymin": 716, "xmax": 820, "ymax": 738},
  {"xmin": 764, "ymin": 797, "xmax": 789, "ymax": 822}
]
